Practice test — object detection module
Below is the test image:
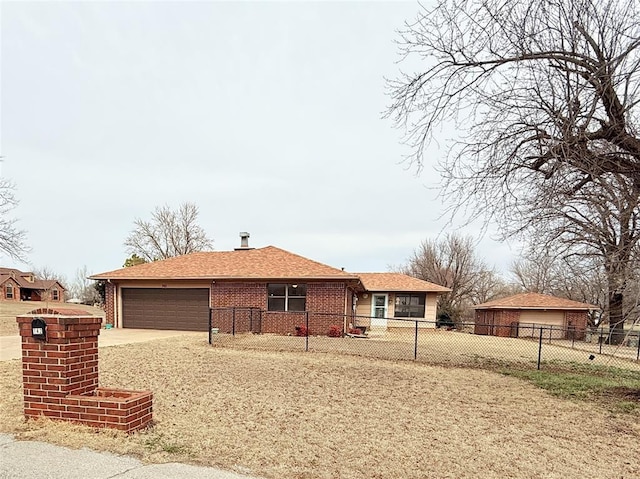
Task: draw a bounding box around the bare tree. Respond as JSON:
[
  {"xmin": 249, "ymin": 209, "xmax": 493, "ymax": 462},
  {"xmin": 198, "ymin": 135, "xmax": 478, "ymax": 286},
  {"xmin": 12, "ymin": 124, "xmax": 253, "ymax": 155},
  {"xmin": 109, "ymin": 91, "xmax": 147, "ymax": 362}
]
[
  {"xmin": 69, "ymin": 266, "xmax": 101, "ymax": 304},
  {"xmin": 124, "ymin": 202, "xmax": 213, "ymax": 261},
  {"xmin": 469, "ymin": 269, "xmax": 510, "ymax": 306},
  {"xmin": 530, "ymin": 172, "xmax": 639, "ymax": 341},
  {"xmin": 387, "ymin": 0, "xmax": 640, "ymax": 343},
  {"xmin": 32, "ymin": 266, "xmax": 66, "ymax": 284},
  {"xmin": 31, "ymin": 266, "xmax": 68, "ymax": 301},
  {"xmin": 511, "ymin": 256, "xmax": 559, "ymax": 294},
  {"xmin": 623, "ymin": 267, "xmax": 640, "ymax": 332},
  {"xmin": 0, "ymin": 177, "xmax": 29, "ymax": 261},
  {"xmin": 510, "ymin": 253, "xmax": 608, "ymax": 327},
  {"xmin": 402, "ymin": 234, "xmax": 501, "ymax": 321}
]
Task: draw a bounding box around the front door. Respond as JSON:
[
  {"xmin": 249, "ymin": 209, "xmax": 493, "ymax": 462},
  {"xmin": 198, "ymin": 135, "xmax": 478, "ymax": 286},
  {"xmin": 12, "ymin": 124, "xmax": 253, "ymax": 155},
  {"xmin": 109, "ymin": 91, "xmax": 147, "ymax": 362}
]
[{"xmin": 371, "ymin": 294, "xmax": 388, "ymax": 328}]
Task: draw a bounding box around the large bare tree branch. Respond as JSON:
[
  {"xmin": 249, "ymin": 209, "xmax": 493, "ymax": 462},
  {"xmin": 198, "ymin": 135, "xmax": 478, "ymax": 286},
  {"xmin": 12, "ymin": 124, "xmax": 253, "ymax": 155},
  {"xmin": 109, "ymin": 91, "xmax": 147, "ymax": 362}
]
[
  {"xmin": 387, "ymin": 0, "xmax": 640, "ymax": 343},
  {"xmin": 124, "ymin": 202, "xmax": 213, "ymax": 261},
  {"xmin": 0, "ymin": 177, "xmax": 29, "ymax": 262}
]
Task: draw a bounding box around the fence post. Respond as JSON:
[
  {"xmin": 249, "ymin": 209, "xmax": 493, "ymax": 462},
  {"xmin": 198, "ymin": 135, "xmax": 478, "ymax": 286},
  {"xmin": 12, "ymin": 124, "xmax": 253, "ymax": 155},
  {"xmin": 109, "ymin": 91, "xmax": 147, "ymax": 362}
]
[
  {"xmin": 414, "ymin": 321, "xmax": 419, "ymax": 360},
  {"xmin": 599, "ymin": 326, "xmax": 603, "ymax": 354},
  {"xmin": 305, "ymin": 311, "xmax": 309, "ymax": 352},
  {"xmin": 537, "ymin": 327, "xmax": 543, "ymax": 370},
  {"xmin": 548, "ymin": 325, "xmax": 553, "ymax": 344},
  {"xmin": 636, "ymin": 332, "xmax": 639, "ymax": 361},
  {"xmin": 249, "ymin": 308, "xmax": 253, "ymax": 332},
  {"xmin": 232, "ymin": 307, "xmax": 236, "ymax": 337},
  {"xmin": 208, "ymin": 308, "xmax": 212, "ymax": 345}
]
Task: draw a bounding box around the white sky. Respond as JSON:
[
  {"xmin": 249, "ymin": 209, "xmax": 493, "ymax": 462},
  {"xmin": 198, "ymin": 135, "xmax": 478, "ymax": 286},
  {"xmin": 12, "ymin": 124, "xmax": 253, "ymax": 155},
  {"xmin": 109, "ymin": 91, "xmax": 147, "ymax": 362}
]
[{"xmin": 1, "ymin": 1, "xmax": 517, "ymax": 282}]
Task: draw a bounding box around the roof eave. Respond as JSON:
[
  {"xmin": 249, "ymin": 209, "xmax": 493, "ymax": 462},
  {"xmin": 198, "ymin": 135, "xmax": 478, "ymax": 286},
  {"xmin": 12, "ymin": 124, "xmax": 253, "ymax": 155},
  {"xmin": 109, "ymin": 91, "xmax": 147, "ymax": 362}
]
[
  {"xmin": 363, "ymin": 288, "xmax": 451, "ymax": 293},
  {"xmin": 89, "ymin": 275, "xmax": 360, "ymax": 281},
  {"xmin": 474, "ymin": 305, "xmax": 598, "ymax": 311}
]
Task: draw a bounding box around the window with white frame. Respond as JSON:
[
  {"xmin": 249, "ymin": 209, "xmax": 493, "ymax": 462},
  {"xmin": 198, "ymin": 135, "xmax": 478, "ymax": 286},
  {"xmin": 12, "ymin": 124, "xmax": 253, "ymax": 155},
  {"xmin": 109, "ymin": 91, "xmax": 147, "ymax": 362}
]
[
  {"xmin": 394, "ymin": 293, "xmax": 426, "ymax": 318},
  {"xmin": 6, "ymin": 284, "xmax": 14, "ymax": 299},
  {"xmin": 268, "ymin": 284, "xmax": 306, "ymax": 311},
  {"xmin": 52, "ymin": 288, "xmax": 59, "ymax": 301}
]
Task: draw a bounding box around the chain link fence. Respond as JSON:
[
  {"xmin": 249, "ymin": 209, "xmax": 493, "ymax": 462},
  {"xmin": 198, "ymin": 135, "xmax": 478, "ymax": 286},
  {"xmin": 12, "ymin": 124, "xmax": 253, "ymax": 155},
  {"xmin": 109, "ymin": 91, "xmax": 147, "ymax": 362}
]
[{"xmin": 209, "ymin": 307, "xmax": 640, "ymax": 372}]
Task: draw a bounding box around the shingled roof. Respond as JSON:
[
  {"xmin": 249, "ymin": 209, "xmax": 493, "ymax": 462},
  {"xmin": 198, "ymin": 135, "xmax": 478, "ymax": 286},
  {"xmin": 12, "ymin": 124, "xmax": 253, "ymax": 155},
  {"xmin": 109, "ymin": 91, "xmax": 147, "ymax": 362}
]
[
  {"xmin": 90, "ymin": 246, "xmax": 359, "ymax": 281},
  {"xmin": 0, "ymin": 268, "xmax": 65, "ymax": 291},
  {"xmin": 357, "ymin": 273, "xmax": 451, "ymax": 293},
  {"xmin": 474, "ymin": 292, "xmax": 599, "ymax": 310}
]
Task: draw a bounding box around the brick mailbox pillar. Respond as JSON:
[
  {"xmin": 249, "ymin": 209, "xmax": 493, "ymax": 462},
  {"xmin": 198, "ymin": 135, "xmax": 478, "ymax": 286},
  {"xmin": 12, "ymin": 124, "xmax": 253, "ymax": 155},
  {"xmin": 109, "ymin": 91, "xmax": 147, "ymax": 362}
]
[{"xmin": 17, "ymin": 308, "xmax": 153, "ymax": 433}]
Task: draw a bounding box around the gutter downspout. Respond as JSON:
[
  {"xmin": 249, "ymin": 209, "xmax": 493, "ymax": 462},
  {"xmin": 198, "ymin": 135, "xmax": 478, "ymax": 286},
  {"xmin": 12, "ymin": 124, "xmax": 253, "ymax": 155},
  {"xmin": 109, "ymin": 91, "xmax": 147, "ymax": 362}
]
[{"xmin": 343, "ymin": 283, "xmax": 348, "ymax": 334}]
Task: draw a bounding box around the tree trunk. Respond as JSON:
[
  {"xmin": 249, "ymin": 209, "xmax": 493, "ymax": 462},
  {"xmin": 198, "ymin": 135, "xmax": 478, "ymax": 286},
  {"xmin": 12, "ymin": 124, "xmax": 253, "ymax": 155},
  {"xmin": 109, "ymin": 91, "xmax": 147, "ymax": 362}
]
[{"xmin": 607, "ymin": 290, "xmax": 625, "ymax": 345}]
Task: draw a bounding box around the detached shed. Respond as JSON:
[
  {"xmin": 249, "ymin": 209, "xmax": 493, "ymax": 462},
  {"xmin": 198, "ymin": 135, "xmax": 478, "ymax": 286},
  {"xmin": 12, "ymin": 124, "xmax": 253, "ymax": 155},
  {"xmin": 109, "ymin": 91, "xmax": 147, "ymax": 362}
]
[{"xmin": 474, "ymin": 292, "xmax": 598, "ymax": 339}]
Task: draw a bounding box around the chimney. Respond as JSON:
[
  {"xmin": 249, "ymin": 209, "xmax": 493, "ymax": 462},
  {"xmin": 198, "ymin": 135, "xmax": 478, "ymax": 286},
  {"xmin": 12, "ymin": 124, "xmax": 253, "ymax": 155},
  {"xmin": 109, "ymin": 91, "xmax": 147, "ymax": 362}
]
[{"xmin": 235, "ymin": 232, "xmax": 254, "ymax": 250}]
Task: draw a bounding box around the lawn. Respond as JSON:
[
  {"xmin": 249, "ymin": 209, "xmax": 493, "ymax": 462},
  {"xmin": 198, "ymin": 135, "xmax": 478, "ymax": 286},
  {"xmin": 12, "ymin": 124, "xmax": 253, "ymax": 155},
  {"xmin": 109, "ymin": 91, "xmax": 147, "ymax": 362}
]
[
  {"xmin": 212, "ymin": 329, "xmax": 640, "ymax": 372},
  {"xmin": 0, "ymin": 301, "xmax": 105, "ymax": 336},
  {"xmin": 0, "ymin": 336, "xmax": 638, "ymax": 479}
]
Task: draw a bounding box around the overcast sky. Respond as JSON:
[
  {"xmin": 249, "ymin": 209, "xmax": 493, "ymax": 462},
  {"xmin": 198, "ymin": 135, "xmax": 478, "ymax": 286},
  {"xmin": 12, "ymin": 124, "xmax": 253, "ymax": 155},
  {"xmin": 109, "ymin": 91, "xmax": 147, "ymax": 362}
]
[{"xmin": 1, "ymin": 1, "xmax": 518, "ymax": 283}]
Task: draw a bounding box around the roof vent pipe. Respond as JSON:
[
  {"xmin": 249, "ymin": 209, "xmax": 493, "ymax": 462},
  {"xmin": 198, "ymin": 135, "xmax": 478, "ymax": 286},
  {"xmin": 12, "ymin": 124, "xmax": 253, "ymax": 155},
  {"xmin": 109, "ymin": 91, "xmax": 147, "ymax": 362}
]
[{"xmin": 235, "ymin": 232, "xmax": 254, "ymax": 250}]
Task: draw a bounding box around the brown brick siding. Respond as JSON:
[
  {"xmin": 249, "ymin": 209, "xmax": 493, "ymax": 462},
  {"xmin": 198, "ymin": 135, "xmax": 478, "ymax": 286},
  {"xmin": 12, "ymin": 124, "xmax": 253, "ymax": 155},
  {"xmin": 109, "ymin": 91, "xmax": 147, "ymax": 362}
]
[
  {"xmin": 564, "ymin": 311, "xmax": 588, "ymax": 340},
  {"xmin": 211, "ymin": 281, "xmax": 349, "ymax": 335},
  {"xmin": 476, "ymin": 309, "xmax": 589, "ymax": 340},
  {"xmin": 306, "ymin": 282, "xmax": 346, "ymax": 315},
  {"xmin": 474, "ymin": 309, "xmax": 521, "ymax": 337},
  {"xmin": 306, "ymin": 282, "xmax": 347, "ymax": 335},
  {"xmin": 1, "ymin": 279, "xmax": 64, "ymax": 302},
  {"xmin": 105, "ymin": 282, "xmax": 116, "ymax": 327},
  {"xmin": 2, "ymin": 278, "xmax": 20, "ymax": 301},
  {"xmin": 211, "ymin": 282, "xmax": 267, "ymax": 309}
]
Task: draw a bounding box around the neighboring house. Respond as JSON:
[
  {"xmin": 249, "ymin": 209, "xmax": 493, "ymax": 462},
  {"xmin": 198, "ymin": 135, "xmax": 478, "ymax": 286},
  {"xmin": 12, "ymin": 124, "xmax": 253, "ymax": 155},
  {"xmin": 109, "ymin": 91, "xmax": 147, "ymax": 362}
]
[
  {"xmin": 353, "ymin": 273, "xmax": 451, "ymax": 331},
  {"xmin": 474, "ymin": 292, "xmax": 598, "ymax": 339},
  {"xmin": 0, "ymin": 267, "xmax": 66, "ymax": 303},
  {"xmin": 90, "ymin": 235, "xmax": 450, "ymax": 334}
]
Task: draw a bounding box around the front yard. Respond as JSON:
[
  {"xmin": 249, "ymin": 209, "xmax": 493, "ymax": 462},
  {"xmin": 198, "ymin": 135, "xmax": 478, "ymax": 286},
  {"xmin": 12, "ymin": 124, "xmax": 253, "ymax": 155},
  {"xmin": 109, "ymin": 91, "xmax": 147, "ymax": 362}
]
[
  {"xmin": 0, "ymin": 301, "xmax": 105, "ymax": 336},
  {"xmin": 212, "ymin": 328, "xmax": 640, "ymax": 372},
  {"xmin": 0, "ymin": 335, "xmax": 638, "ymax": 479}
]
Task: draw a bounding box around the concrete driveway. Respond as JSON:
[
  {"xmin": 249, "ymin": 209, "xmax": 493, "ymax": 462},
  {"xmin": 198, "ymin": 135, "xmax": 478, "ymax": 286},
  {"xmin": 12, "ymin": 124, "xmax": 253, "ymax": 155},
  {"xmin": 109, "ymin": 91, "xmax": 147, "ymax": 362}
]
[{"xmin": 0, "ymin": 329, "xmax": 203, "ymax": 361}]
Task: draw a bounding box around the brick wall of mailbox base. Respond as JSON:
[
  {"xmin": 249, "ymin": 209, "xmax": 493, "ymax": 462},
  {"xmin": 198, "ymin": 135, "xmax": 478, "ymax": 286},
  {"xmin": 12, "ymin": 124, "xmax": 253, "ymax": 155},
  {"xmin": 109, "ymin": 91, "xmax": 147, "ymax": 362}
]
[{"xmin": 17, "ymin": 311, "xmax": 152, "ymax": 432}]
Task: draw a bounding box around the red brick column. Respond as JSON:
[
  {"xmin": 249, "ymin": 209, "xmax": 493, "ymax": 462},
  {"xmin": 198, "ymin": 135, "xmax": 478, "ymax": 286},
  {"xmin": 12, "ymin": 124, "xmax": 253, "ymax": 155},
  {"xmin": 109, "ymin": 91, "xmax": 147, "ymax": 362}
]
[
  {"xmin": 16, "ymin": 309, "xmax": 152, "ymax": 432},
  {"xmin": 17, "ymin": 312, "xmax": 102, "ymax": 406}
]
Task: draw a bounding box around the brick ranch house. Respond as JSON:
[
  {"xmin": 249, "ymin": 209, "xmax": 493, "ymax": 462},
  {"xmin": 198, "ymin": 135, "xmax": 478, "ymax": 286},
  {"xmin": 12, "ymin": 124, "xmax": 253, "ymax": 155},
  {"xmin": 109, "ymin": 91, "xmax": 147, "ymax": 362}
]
[
  {"xmin": 474, "ymin": 292, "xmax": 599, "ymax": 339},
  {"xmin": 90, "ymin": 241, "xmax": 450, "ymax": 335},
  {"xmin": 0, "ymin": 267, "xmax": 65, "ymax": 302}
]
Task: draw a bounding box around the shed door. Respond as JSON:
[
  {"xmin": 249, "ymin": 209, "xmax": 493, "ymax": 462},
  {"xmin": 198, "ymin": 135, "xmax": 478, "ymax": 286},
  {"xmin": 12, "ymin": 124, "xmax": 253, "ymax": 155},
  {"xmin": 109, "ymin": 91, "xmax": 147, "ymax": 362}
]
[{"xmin": 121, "ymin": 288, "xmax": 209, "ymax": 331}]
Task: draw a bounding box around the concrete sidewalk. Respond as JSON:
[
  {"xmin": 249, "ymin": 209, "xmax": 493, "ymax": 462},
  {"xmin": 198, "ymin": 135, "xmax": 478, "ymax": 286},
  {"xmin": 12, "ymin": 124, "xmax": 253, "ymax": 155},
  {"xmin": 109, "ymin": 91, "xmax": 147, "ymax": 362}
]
[
  {"xmin": 0, "ymin": 329, "xmax": 203, "ymax": 361},
  {"xmin": 0, "ymin": 434, "xmax": 261, "ymax": 479}
]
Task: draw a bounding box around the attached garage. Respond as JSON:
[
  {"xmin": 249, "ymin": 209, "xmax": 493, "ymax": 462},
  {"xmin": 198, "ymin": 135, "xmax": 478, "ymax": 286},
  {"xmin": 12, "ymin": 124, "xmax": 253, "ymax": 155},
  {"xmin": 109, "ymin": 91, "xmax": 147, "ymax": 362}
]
[
  {"xmin": 89, "ymin": 244, "xmax": 364, "ymax": 330},
  {"xmin": 121, "ymin": 288, "xmax": 210, "ymax": 331}
]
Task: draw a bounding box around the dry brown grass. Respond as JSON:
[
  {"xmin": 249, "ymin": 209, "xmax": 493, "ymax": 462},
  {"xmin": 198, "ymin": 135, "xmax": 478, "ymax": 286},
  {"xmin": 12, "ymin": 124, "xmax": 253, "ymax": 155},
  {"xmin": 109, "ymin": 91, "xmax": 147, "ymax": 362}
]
[
  {"xmin": 1, "ymin": 335, "xmax": 639, "ymax": 479},
  {"xmin": 0, "ymin": 301, "xmax": 105, "ymax": 336}
]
